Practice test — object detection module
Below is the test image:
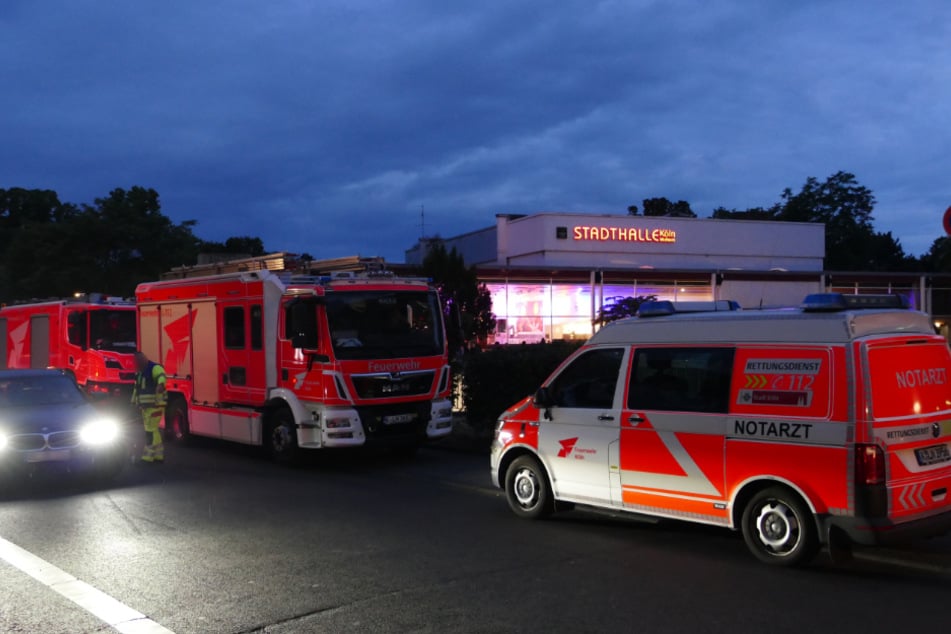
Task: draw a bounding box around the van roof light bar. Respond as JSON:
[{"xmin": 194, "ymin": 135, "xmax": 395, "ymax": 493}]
[
  {"xmin": 801, "ymin": 293, "xmax": 909, "ymax": 312},
  {"xmin": 637, "ymin": 300, "xmax": 741, "ymax": 318}
]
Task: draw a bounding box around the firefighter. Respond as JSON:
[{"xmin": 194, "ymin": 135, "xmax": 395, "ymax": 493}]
[{"xmin": 131, "ymin": 351, "xmax": 167, "ymax": 463}]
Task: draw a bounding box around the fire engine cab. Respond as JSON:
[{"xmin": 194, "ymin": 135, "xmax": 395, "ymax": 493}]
[
  {"xmin": 135, "ymin": 254, "xmax": 453, "ymax": 461},
  {"xmin": 0, "ymin": 295, "xmax": 138, "ymax": 399},
  {"xmin": 490, "ymin": 294, "xmax": 951, "ymax": 565}
]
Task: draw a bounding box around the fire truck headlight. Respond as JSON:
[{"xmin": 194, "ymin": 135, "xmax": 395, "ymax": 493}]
[
  {"xmin": 80, "ymin": 418, "xmax": 120, "ymax": 446},
  {"xmin": 325, "ymin": 416, "xmax": 351, "ymax": 429}
]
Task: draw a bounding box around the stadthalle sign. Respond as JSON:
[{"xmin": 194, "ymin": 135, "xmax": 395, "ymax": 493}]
[{"xmin": 572, "ymin": 225, "xmax": 677, "ymax": 244}]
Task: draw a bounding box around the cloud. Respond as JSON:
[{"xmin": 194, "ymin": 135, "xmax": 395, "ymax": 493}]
[{"xmin": 1, "ymin": 0, "xmax": 949, "ymax": 262}]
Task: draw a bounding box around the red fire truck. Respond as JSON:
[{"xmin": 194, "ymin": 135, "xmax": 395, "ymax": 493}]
[
  {"xmin": 0, "ymin": 295, "xmax": 138, "ymax": 398},
  {"xmin": 135, "ymin": 254, "xmax": 453, "ymax": 461}
]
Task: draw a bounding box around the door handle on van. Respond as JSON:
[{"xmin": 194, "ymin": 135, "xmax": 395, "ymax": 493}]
[
  {"xmin": 598, "ymin": 414, "xmax": 615, "ymax": 422},
  {"xmin": 627, "ymin": 416, "xmax": 645, "ymax": 426}
]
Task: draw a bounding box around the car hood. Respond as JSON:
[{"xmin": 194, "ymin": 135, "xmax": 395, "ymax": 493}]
[{"xmin": 0, "ymin": 402, "xmax": 99, "ymax": 435}]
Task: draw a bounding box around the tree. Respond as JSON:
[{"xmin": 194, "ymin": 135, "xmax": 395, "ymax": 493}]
[
  {"xmin": 418, "ymin": 244, "xmax": 496, "ymax": 352},
  {"xmin": 596, "ymin": 295, "xmax": 658, "ymax": 325},
  {"xmin": 709, "ymin": 172, "xmax": 917, "ymax": 271},
  {"xmin": 921, "ymin": 237, "xmax": 951, "ymax": 271},
  {"xmin": 776, "ymin": 172, "xmax": 912, "ymax": 270},
  {"xmin": 710, "ymin": 205, "xmax": 778, "ymax": 221},
  {"xmin": 627, "ymin": 205, "xmax": 639, "ymax": 216},
  {"xmin": 641, "ymin": 197, "xmax": 697, "ymax": 218},
  {"xmin": 0, "ymin": 186, "xmax": 218, "ymax": 302},
  {"xmin": 200, "ymin": 235, "xmax": 266, "ymax": 256},
  {"xmin": 78, "ymin": 187, "xmax": 203, "ymax": 294}
]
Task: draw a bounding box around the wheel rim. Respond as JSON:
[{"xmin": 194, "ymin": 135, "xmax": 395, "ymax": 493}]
[
  {"xmin": 512, "ymin": 467, "xmax": 540, "ymax": 509},
  {"xmin": 272, "ymin": 425, "xmax": 292, "ymax": 454},
  {"xmin": 753, "ymin": 500, "xmax": 802, "ymax": 556},
  {"xmin": 171, "ymin": 411, "xmax": 185, "ymax": 440}
]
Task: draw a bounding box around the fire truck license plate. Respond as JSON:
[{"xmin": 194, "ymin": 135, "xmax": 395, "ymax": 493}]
[
  {"xmin": 382, "ymin": 413, "xmax": 417, "ymax": 425},
  {"xmin": 915, "ymin": 444, "xmax": 951, "ymax": 467}
]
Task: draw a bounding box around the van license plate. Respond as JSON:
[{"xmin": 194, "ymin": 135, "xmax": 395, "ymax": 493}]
[
  {"xmin": 915, "ymin": 444, "xmax": 951, "ymax": 467},
  {"xmin": 382, "ymin": 413, "xmax": 417, "ymax": 425}
]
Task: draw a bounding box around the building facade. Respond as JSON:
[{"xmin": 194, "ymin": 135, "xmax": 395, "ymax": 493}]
[{"xmin": 406, "ymin": 212, "xmax": 948, "ymax": 342}]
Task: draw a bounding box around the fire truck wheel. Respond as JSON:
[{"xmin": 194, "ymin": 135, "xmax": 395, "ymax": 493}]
[
  {"xmin": 165, "ymin": 398, "xmax": 191, "ymax": 444},
  {"xmin": 741, "ymin": 486, "xmax": 819, "ymax": 566},
  {"xmin": 505, "ymin": 455, "xmax": 554, "ymax": 520},
  {"xmin": 268, "ymin": 409, "xmax": 300, "ymax": 465}
]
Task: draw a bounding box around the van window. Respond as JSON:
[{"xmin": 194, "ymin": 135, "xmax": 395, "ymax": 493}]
[
  {"xmin": 549, "ymin": 348, "xmax": 624, "ymax": 409},
  {"xmin": 628, "ymin": 347, "xmax": 734, "ymax": 413},
  {"xmin": 224, "ymin": 307, "xmax": 246, "ymax": 349}
]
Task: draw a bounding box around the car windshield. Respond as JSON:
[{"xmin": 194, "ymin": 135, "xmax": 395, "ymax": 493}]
[
  {"xmin": 89, "ymin": 309, "xmax": 137, "ymax": 353},
  {"xmin": 0, "ymin": 375, "xmax": 86, "ymax": 407},
  {"xmin": 326, "ymin": 290, "xmax": 444, "ymax": 360}
]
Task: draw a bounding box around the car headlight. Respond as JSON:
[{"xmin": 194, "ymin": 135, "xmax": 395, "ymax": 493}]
[{"xmin": 79, "ymin": 419, "xmax": 120, "ymax": 446}]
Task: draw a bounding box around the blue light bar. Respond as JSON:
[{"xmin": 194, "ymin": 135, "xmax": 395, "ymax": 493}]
[
  {"xmin": 801, "ymin": 293, "xmax": 909, "ymax": 312},
  {"xmin": 636, "ymin": 300, "xmax": 741, "ymax": 318}
]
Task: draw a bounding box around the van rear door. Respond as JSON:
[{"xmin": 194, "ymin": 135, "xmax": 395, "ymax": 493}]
[{"xmin": 865, "ymin": 336, "xmax": 951, "ymax": 521}]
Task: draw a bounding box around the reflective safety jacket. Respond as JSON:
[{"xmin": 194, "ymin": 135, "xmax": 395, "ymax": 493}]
[{"xmin": 132, "ymin": 361, "xmax": 167, "ymax": 408}]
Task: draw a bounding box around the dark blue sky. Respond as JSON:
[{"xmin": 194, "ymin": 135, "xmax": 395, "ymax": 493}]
[{"xmin": 2, "ymin": 1, "xmax": 948, "ymax": 261}]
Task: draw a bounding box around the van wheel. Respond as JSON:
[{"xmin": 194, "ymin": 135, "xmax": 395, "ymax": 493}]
[
  {"xmin": 505, "ymin": 455, "xmax": 554, "ymax": 520},
  {"xmin": 164, "ymin": 398, "xmax": 190, "ymax": 444},
  {"xmin": 268, "ymin": 409, "xmax": 301, "ymax": 466},
  {"xmin": 741, "ymin": 486, "xmax": 819, "ymax": 566}
]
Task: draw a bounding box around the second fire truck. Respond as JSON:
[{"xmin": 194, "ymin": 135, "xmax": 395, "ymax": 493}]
[
  {"xmin": 135, "ymin": 255, "xmax": 453, "ymax": 461},
  {"xmin": 0, "ymin": 295, "xmax": 138, "ymax": 399}
]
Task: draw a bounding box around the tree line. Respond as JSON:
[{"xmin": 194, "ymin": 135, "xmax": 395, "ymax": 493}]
[
  {"xmin": 627, "ymin": 171, "xmax": 950, "ymax": 272},
  {"xmin": 0, "ymin": 186, "xmax": 263, "ymax": 303}
]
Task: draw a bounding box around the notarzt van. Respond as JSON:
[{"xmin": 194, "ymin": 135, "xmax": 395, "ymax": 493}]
[{"xmin": 490, "ymin": 294, "xmax": 951, "ymax": 565}]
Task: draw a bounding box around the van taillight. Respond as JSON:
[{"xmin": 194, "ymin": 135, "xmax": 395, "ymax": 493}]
[{"xmin": 856, "ymin": 444, "xmax": 886, "ymax": 485}]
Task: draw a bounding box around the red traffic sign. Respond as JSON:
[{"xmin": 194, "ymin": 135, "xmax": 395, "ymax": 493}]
[{"xmin": 944, "ymin": 206, "xmax": 951, "ymax": 236}]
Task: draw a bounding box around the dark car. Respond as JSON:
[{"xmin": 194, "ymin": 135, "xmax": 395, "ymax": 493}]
[{"xmin": 0, "ymin": 369, "xmax": 128, "ymax": 481}]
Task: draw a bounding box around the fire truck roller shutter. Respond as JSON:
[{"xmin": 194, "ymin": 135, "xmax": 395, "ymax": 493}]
[
  {"xmin": 30, "ymin": 315, "xmax": 50, "ymax": 369},
  {"xmin": 0, "ymin": 319, "xmax": 7, "ymax": 369},
  {"xmin": 262, "ymin": 275, "xmax": 283, "ymax": 389}
]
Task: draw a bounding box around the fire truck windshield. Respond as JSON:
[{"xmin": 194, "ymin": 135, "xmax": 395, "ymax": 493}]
[
  {"xmin": 326, "ymin": 290, "xmax": 443, "ymax": 360},
  {"xmin": 88, "ymin": 310, "xmax": 137, "ymax": 353}
]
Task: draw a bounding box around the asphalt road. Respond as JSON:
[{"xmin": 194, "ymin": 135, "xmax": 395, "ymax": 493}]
[{"xmin": 1, "ymin": 439, "xmax": 950, "ymax": 634}]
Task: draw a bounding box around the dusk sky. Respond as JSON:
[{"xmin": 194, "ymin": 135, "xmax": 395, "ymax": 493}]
[{"xmin": 2, "ymin": 0, "xmax": 949, "ymax": 262}]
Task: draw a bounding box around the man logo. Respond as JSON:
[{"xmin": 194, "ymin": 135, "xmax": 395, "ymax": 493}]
[{"xmin": 558, "ymin": 437, "xmax": 578, "ymax": 458}]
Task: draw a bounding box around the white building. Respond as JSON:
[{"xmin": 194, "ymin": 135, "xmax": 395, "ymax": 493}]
[{"xmin": 406, "ymin": 212, "xmax": 938, "ymax": 343}]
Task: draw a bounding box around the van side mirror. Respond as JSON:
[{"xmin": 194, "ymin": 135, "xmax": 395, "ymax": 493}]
[
  {"xmin": 534, "ymin": 386, "xmax": 552, "ymax": 407},
  {"xmin": 534, "ymin": 386, "xmax": 554, "ymax": 420}
]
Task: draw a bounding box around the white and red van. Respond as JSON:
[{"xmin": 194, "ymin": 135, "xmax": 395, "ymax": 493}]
[{"xmin": 490, "ymin": 294, "xmax": 951, "ymax": 565}]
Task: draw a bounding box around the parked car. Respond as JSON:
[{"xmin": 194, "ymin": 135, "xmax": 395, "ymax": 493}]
[{"xmin": 0, "ymin": 369, "xmax": 128, "ymax": 482}]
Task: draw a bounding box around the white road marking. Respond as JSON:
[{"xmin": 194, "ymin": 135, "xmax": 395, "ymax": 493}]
[{"xmin": 0, "ymin": 535, "xmax": 175, "ymax": 634}]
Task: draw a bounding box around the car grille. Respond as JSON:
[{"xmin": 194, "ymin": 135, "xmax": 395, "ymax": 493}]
[
  {"xmin": 351, "ymin": 371, "xmax": 435, "ymax": 399},
  {"xmin": 49, "ymin": 431, "xmax": 82, "ymax": 449},
  {"xmin": 7, "ymin": 431, "xmax": 82, "ymax": 451}
]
